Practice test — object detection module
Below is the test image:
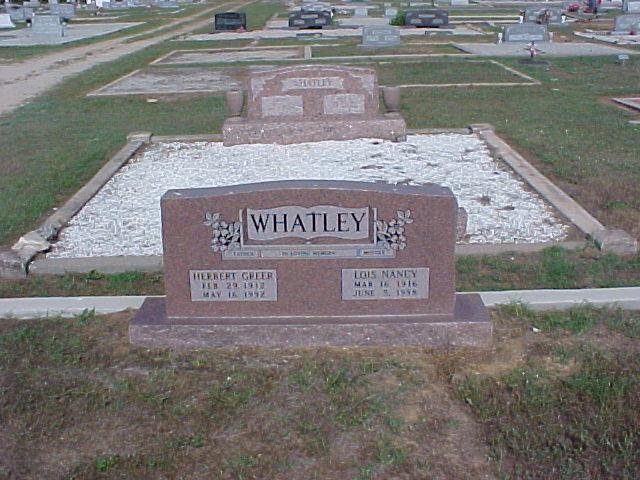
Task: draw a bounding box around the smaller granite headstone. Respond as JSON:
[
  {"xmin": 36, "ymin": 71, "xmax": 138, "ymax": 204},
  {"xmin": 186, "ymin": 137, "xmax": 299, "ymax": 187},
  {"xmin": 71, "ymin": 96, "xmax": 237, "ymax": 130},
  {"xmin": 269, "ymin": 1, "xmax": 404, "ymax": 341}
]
[
  {"xmin": 31, "ymin": 14, "xmax": 64, "ymax": 38},
  {"xmin": 384, "ymin": 7, "xmax": 397, "ymax": 18},
  {"xmin": 0, "ymin": 13, "xmax": 16, "ymax": 28},
  {"xmin": 450, "ymin": 0, "xmax": 469, "ymax": 5},
  {"xmin": 405, "ymin": 9, "xmax": 449, "ymax": 27},
  {"xmin": 503, "ymin": 23, "xmax": 549, "ymax": 42},
  {"xmin": 360, "ymin": 25, "xmax": 401, "ymax": 47},
  {"xmin": 613, "ymin": 14, "xmax": 640, "ymax": 33},
  {"xmin": 623, "ymin": 0, "xmax": 640, "ymax": 12},
  {"xmin": 354, "ymin": 6, "xmax": 368, "ymax": 16},
  {"xmin": 8, "ymin": 5, "xmax": 34, "ymax": 22},
  {"xmin": 524, "ymin": 7, "xmax": 563, "ymax": 25},
  {"xmin": 214, "ymin": 12, "xmax": 247, "ymax": 31},
  {"xmin": 50, "ymin": 3, "xmax": 76, "ymax": 20}
]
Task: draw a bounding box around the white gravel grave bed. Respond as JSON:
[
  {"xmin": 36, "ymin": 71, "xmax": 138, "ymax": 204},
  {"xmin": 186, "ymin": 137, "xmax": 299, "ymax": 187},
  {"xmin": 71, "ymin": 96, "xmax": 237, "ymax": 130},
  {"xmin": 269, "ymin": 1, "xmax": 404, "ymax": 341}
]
[{"xmin": 48, "ymin": 134, "xmax": 570, "ymax": 258}]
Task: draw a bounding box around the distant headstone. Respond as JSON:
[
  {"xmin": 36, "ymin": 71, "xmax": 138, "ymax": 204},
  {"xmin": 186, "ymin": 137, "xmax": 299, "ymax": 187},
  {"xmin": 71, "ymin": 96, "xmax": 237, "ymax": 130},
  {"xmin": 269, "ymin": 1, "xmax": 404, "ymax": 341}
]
[
  {"xmin": 30, "ymin": 14, "xmax": 64, "ymax": 38},
  {"xmin": 405, "ymin": 9, "xmax": 449, "ymax": 27},
  {"xmin": 7, "ymin": 5, "xmax": 34, "ymax": 21},
  {"xmin": 523, "ymin": 7, "xmax": 563, "ymax": 25},
  {"xmin": 50, "ymin": 3, "xmax": 76, "ymax": 20},
  {"xmin": 354, "ymin": 6, "xmax": 368, "ymax": 16},
  {"xmin": 361, "ymin": 25, "xmax": 401, "ymax": 47},
  {"xmin": 223, "ymin": 65, "xmax": 406, "ymax": 145},
  {"xmin": 450, "ymin": 0, "xmax": 469, "ymax": 5},
  {"xmin": 130, "ymin": 180, "xmax": 491, "ymax": 349},
  {"xmin": 214, "ymin": 12, "xmax": 247, "ymax": 31},
  {"xmin": 384, "ymin": 7, "xmax": 397, "ymax": 17},
  {"xmin": 22, "ymin": 1, "xmax": 41, "ymax": 7},
  {"xmin": 289, "ymin": 10, "xmax": 331, "ymax": 28},
  {"xmin": 503, "ymin": 23, "xmax": 549, "ymax": 42},
  {"xmin": 623, "ymin": 0, "xmax": 640, "ymax": 12},
  {"xmin": 0, "ymin": 13, "xmax": 16, "ymax": 28},
  {"xmin": 613, "ymin": 14, "xmax": 640, "ymax": 33}
]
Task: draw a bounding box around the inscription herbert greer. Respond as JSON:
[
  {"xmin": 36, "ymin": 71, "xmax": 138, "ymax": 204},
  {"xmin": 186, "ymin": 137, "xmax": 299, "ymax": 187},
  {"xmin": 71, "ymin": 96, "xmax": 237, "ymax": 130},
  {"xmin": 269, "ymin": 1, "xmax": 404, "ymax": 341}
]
[
  {"xmin": 190, "ymin": 270, "xmax": 277, "ymax": 301},
  {"xmin": 342, "ymin": 268, "xmax": 429, "ymax": 300}
]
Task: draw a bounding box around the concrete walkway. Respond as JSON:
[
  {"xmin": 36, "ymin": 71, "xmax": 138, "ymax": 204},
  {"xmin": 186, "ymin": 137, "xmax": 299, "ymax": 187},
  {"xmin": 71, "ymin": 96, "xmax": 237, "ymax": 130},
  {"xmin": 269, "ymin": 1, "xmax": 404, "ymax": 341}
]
[
  {"xmin": 1, "ymin": 287, "xmax": 639, "ymax": 319},
  {"xmin": 0, "ymin": 0, "xmax": 246, "ymax": 116}
]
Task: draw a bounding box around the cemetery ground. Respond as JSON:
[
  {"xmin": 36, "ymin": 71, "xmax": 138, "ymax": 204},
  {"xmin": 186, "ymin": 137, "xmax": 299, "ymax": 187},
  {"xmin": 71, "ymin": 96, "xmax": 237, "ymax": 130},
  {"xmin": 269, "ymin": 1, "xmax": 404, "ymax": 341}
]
[{"xmin": 0, "ymin": 305, "xmax": 638, "ymax": 478}]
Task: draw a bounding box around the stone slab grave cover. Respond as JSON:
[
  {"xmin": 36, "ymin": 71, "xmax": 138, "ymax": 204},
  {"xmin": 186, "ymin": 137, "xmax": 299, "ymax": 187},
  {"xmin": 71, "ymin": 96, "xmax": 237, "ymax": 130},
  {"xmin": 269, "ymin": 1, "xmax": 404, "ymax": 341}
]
[
  {"xmin": 130, "ymin": 181, "xmax": 491, "ymax": 349},
  {"xmin": 289, "ymin": 10, "xmax": 331, "ymax": 28},
  {"xmin": 360, "ymin": 25, "xmax": 401, "ymax": 47},
  {"xmin": 503, "ymin": 23, "xmax": 549, "ymax": 42},
  {"xmin": 523, "ymin": 7, "xmax": 563, "ymax": 25},
  {"xmin": 0, "ymin": 13, "xmax": 16, "ymax": 28},
  {"xmin": 614, "ymin": 14, "xmax": 640, "ymax": 33},
  {"xmin": 405, "ymin": 9, "xmax": 449, "ymax": 28},
  {"xmin": 31, "ymin": 15, "xmax": 64, "ymax": 38},
  {"xmin": 214, "ymin": 12, "xmax": 246, "ymax": 31},
  {"xmin": 623, "ymin": 0, "xmax": 640, "ymax": 12},
  {"xmin": 222, "ymin": 65, "xmax": 406, "ymax": 146}
]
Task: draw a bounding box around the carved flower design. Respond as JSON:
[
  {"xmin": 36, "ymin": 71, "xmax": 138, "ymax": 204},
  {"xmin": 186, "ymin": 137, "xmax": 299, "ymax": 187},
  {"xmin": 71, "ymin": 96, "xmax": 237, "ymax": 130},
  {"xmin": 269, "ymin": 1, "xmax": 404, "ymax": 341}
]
[
  {"xmin": 376, "ymin": 209, "xmax": 412, "ymax": 251},
  {"xmin": 204, "ymin": 212, "xmax": 241, "ymax": 252}
]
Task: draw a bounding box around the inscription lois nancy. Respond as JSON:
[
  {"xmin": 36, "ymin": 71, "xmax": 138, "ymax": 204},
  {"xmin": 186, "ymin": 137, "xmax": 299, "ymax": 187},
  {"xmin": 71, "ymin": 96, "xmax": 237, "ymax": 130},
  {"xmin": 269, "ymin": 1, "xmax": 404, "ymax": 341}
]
[{"xmin": 342, "ymin": 268, "xmax": 429, "ymax": 300}]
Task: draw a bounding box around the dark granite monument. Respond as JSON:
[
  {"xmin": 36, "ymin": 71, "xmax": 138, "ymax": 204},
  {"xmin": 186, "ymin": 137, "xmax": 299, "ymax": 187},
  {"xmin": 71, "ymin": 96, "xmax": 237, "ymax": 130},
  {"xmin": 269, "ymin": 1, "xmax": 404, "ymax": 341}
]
[
  {"xmin": 130, "ymin": 181, "xmax": 491, "ymax": 349},
  {"xmin": 222, "ymin": 65, "xmax": 406, "ymax": 145},
  {"xmin": 405, "ymin": 9, "xmax": 449, "ymax": 28},
  {"xmin": 214, "ymin": 12, "xmax": 246, "ymax": 31},
  {"xmin": 288, "ymin": 10, "xmax": 331, "ymax": 28}
]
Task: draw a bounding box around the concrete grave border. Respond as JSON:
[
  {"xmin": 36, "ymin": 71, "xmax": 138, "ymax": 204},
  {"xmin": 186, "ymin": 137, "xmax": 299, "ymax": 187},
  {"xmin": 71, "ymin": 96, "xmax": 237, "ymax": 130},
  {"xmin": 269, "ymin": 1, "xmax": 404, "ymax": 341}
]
[
  {"xmin": 2, "ymin": 287, "xmax": 640, "ymax": 319},
  {"xmin": 86, "ymin": 67, "xmax": 240, "ymax": 97},
  {"xmin": 3, "ymin": 125, "xmax": 637, "ymax": 278},
  {"xmin": 612, "ymin": 97, "xmax": 640, "ymax": 112},
  {"xmin": 150, "ymin": 45, "xmax": 305, "ymax": 65}
]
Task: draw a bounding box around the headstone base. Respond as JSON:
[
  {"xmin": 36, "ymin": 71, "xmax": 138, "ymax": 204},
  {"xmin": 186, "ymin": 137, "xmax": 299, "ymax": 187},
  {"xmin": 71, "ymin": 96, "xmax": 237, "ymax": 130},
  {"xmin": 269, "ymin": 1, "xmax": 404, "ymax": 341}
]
[
  {"xmin": 222, "ymin": 113, "xmax": 407, "ymax": 146},
  {"xmin": 130, "ymin": 294, "xmax": 492, "ymax": 349}
]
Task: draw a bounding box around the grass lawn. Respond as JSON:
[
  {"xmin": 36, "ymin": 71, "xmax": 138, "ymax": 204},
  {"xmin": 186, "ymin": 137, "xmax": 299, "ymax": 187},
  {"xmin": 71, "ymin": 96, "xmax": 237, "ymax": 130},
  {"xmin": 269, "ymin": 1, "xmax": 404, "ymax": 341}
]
[
  {"xmin": 1, "ymin": 247, "xmax": 639, "ymax": 298},
  {"xmin": 0, "ymin": 305, "xmax": 637, "ymax": 478}
]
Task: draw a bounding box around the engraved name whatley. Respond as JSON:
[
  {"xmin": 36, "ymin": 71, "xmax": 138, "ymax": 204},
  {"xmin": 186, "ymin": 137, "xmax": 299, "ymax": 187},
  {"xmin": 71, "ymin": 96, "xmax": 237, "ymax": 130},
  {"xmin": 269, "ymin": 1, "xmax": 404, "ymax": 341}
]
[{"xmin": 246, "ymin": 206, "xmax": 369, "ymax": 241}]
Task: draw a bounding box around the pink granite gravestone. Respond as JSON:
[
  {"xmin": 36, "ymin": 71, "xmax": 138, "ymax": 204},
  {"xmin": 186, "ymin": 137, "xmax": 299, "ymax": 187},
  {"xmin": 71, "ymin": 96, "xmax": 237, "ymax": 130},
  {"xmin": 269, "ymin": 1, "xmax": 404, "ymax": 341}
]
[
  {"xmin": 222, "ymin": 65, "xmax": 407, "ymax": 146},
  {"xmin": 130, "ymin": 181, "xmax": 491, "ymax": 349}
]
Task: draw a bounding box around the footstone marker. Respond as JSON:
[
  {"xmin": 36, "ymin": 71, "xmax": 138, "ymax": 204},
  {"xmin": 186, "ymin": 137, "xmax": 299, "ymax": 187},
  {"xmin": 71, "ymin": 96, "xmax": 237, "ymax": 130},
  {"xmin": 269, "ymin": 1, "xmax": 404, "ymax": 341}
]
[
  {"xmin": 222, "ymin": 65, "xmax": 406, "ymax": 145},
  {"xmin": 31, "ymin": 15, "xmax": 64, "ymax": 38},
  {"xmin": 360, "ymin": 25, "xmax": 401, "ymax": 47},
  {"xmin": 405, "ymin": 9, "xmax": 449, "ymax": 27},
  {"xmin": 130, "ymin": 181, "xmax": 491, "ymax": 349},
  {"xmin": 623, "ymin": 0, "xmax": 640, "ymax": 12},
  {"xmin": 613, "ymin": 14, "xmax": 640, "ymax": 33},
  {"xmin": 503, "ymin": 23, "xmax": 549, "ymax": 42},
  {"xmin": 214, "ymin": 12, "xmax": 246, "ymax": 31}
]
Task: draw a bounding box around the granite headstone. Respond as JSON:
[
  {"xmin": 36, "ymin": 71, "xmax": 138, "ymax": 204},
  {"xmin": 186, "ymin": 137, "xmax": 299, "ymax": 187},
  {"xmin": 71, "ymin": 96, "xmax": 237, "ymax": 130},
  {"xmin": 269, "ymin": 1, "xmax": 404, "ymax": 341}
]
[
  {"xmin": 360, "ymin": 25, "xmax": 401, "ymax": 47},
  {"xmin": 623, "ymin": 0, "xmax": 640, "ymax": 12},
  {"xmin": 222, "ymin": 65, "xmax": 406, "ymax": 145},
  {"xmin": 503, "ymin": 23, "xmax": 549, "ymax": 42},
  {"xmin": 214, "ymin": 12, "xmax": 247, "ymax": 31},
  {"xmin": 130, "ymin": 181, "xmax": 491, "ymax": 349},
  {"xmin": 523, "ymin": 7, "xmax": 563, "ymax": 25},
  {"xmin": 613, "ymin": 14, "xmax": 640, "ymax": 33},
  {"xmin": 405, "ymin": 9, "xmax": 449, "ymax": 27},
  {"xmin": 289, "ymin": 10, "xmax": 331, "ymax": 28},
  {"xmin": 0, "ymin": 13, "xmax": 16, "ymax": 28},
  {"xmin": 50, "ymin": 3, "xmax": 76, "ymax": 20},
  {"xmin": 31, "ymin": 14, "xmax": 64, "ymax": 38}
]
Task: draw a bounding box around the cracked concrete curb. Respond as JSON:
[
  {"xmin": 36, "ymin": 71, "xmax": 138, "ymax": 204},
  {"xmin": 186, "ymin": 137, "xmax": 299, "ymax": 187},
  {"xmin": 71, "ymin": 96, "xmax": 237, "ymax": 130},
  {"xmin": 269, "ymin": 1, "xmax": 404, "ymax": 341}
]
[
  {"xmin": 470, "ymin": 124, "xmax": 638, "ymax": 255},
  {"xmin": 1, "ymin": 138, "xmax": 147, "ymax": 279},
  {"xmin": 1, "ymin": 287, "xmax": 639, "ymax": 319}
]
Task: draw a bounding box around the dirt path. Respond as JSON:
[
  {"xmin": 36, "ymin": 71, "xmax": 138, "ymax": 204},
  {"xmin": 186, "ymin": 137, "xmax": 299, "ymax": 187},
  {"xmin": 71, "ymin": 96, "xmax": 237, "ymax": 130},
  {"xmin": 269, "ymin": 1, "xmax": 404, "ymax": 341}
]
[{"xmin": 0, "ymin": 0, "xmax": 248, "ymax": 117}]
